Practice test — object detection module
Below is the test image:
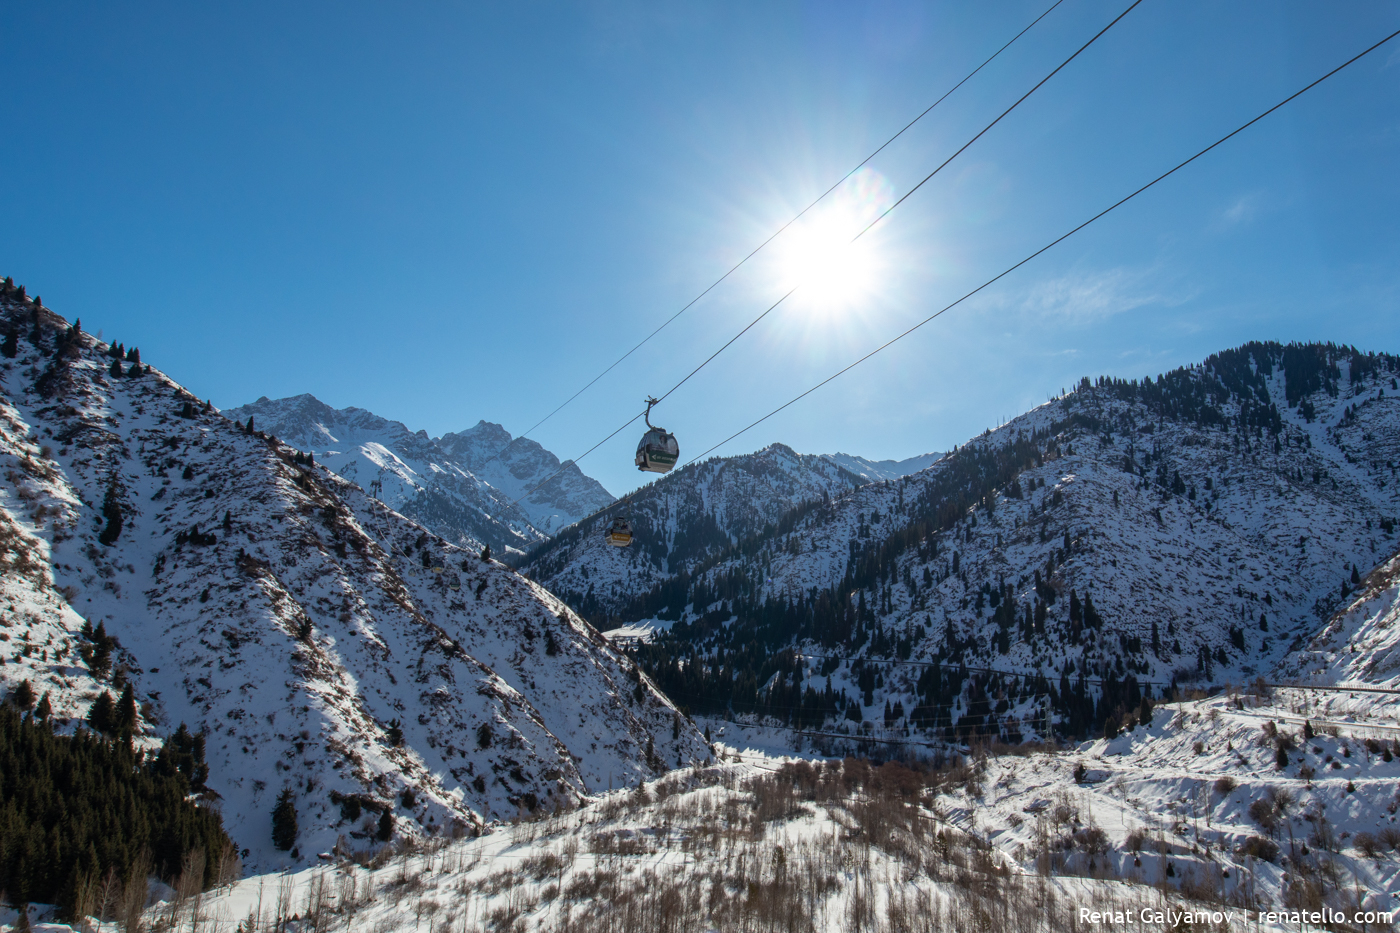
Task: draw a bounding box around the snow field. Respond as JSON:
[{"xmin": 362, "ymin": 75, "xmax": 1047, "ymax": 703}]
[{"xmin": 97, "ymin": 692, "xmax": 1398, "ymax": 933}]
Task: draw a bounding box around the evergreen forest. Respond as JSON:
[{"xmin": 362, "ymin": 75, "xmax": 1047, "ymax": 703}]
[{"xmin": 0, "ymin": 703, "xmax": 233, "ymax": 920}]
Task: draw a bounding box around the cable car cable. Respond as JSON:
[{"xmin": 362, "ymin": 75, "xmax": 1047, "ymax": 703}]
[
  {"xmin": 649, "ymin": 0, "xmax": 1143, "ymax": 410},
  {"xmin": 471, "ymin": 0, "xmax": 1067, "ymax": 474},
  {"xmin": 507, "ymin": 0, "xmax": 1141, "ymax": 508},
  {"xmin": 680, "ymin": 24, "xmax": 1400, "ymax": 467}
]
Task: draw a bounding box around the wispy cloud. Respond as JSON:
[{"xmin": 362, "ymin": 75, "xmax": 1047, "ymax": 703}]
[
  {"xmin": 1019, "ymin": 266, "xmax": 1175, "ymax": 324},
  {"xmin": 1217, "ymin": 191, "xmax": 1263, "ymax": 228}
]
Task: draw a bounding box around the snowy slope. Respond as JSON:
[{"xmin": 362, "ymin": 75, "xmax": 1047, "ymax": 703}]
[
  {"xmin": 129, "ymin": 687, "xmax": 1400, "ymax": 933},
  {"xmin": 822, "ymin": 449, "xmax": 944, "ymax": 483},
  {"xmin": 585, "ymin": 344, "xmax": 1400, "ymax": 737},
  {"xmin": 1282, "ymin": 544, "xmax": 1400, "ymax": 688},
  {"xmin": 520, "ymin": 443, "xmax": 868, "ymax": 620},
  {"xmin": 225, "ymin": 395, "xmax": 614, "ymax": 554},
  {"xmin": 0, "ymin": 292, "xmax": 706, "ymax": 872}
]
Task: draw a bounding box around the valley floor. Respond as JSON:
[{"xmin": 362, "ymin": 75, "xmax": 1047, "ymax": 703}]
[{"xmin": 10, "ymin": 686, "xmax": 1399, "ymax": 933}]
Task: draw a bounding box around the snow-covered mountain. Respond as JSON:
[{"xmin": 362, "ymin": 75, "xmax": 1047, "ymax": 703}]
[
  {"xmin": 822, "ymin": 449, "xmax": 944, "ymax": 483},
  {"xmin": 520, "ymin": 443, "xmax": 869, "ymax": 621},
  {"xmin": 436, "ymin": 420, "xmax": 614, "ymax": 535},
  {"xmin": 0, "ymin": 290, "xmax": 706, "ymax": 871},
  {"xmin": 226, "ymin": 395, "xmax": 614, "ymax": 554},
  {"xmin": 563, "ymin": 343, "xmax": 1400, "ymax": 741},
  {"xmin": 1284, "ymin": 544, "xmax": 1400, "ymax": 688}
]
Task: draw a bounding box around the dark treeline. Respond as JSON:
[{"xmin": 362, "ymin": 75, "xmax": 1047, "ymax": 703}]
[{"xmin": 0, "ymin": 704, "xmax": 232, "ymax": 920}]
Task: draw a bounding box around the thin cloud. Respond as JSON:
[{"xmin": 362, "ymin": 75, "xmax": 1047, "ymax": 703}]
[
  {"xmin": 1019, "ymin": 266, "xmax": 1173, "ymax": 324},
  {"xmin": 1217, "ymin": 191, "xmax": 1264, "ymax": 228}
]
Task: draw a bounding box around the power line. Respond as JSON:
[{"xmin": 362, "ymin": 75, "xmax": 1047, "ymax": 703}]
[
  {"xmin": 508, "ymin": 0, "xmax": 1139, "ymax": 511},
  {"xmin": 474, "ymin": 0, "xmax": 1067, "ymax": 477},
  {"xmin": 682, "ymin": 24, "xmax": 1400, "ymax": 467}
]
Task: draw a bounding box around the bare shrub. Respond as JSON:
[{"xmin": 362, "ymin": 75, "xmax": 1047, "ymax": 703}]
[
  {"xmin": 1073, "ymin": 827, "xmax": 1109, "ymax": 855},
  {"xmin": 1247, "ymin": 798, "xmax": 1278, "ymax": 837},
  {"xmin": 1212, "ymin": 776, "xmax": 1237, "ymax": 795},
  {"xmin": 1307, "ymin": 814, "xmax": 1338, "ymax": 854},
  {"xmin": 1238, "ymin": 836, "xmax": 1279, "ymax": 863},
  {"xmin": 1353, "ymin": 832, "xmax": 1382, "ymax": 859}
]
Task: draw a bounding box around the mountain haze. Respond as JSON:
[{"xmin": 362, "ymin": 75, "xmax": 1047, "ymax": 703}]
[{"xmin": 822, "ymin": 450, "xmax": 944, "ymax": 483}]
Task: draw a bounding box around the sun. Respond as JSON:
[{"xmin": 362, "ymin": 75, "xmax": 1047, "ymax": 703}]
[{"xmin": 773, "ymin": 167, "xmax": 895, "ymax": 311}]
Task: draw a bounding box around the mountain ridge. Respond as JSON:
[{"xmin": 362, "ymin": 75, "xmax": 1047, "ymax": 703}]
[
  {"xmin": 226, "ymin": 394, "xmax": 615, "ymax": 554},
  {"xmin": 531, "ymin": 341, "xmax": 1400, "ymax": 743},
  {"xmin": 520, "ymin": 442, "xmax": 871, "ymax": 620},
  {"xmin": 0, "ymin": 291, "xmax": 705, "ymax": 874}
]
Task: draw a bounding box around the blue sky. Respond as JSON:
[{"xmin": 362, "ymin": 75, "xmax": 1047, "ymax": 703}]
[{"xmin": 5, "ymin": 2, "xmax": 1399, "ymax": 497}]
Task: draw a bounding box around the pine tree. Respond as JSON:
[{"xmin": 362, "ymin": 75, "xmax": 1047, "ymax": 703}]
[
  {"xmin": 117, "ymin": 684, "xmax": 138, "ymax": 736},
  {"xmin": 34, "ymin": 692, "xmax": 52, "ymax": 721},
  {"xmin": 245, "ymin": 415, "xmax": 254, "ymax": 434},
  {"xmin": 89, "ymin": 622, "xmax": 113, "ymax": 680},
  {"xmin": 109, "ymin": 358, "xmax": 123, "ymax": 378},
  {"xmin": 10, "ymin": 679, "xmax": 36, "ymax": 711},
  {"xmin": 377, "ymin": 809, "xmax": 394, "ymax": 841},
  {"xmin": 481, "ymin": 543, "xmax": 491, "ymax": 562},
  {"xmin": 98, "ymin": 482, "xmax": 123, "ymax": 546},
  {"xmin": 271, "ymin": 789, "xmax": 298, "ymax": 850},
  {"xmin": 1351, "ymin": 565, "xmax": 1361, "ymax": 585},
  {"xmin": 87, "ymin": 692, "xmax": 116, "ymax": 734},
  {"xmin": 1134, "ymin": 694, "xmax": 1151, "ymax": 727},
  {"xmin": 1, "ymin": 326, "xmax": 17, "ymax": 358}
]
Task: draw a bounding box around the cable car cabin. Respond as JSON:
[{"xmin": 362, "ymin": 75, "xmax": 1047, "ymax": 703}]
[
  {"xmin": 606, "ymin": 517, "xmax": 633, "ymax": 547},
  {"xmin": 635, "ymin": 427, "xmax": 679, "ymax": 473}
]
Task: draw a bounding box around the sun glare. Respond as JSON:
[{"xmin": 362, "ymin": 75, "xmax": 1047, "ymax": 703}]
[{"xmin": 774, "ymin": 167, "xmax": 895, "ymax": 311}]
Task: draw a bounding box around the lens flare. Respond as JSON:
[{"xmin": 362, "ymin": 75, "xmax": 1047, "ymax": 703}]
[{"xmin": 774, "ymin": 167, "xmax": 895, "ymax": 311}]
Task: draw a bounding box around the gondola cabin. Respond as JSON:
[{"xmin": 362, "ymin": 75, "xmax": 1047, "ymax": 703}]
[
  {"xmin": 606, "ymin": 517, "xmax": 633, "ymax": 547},
  {"xmin": 635, "ymin": 427, "xmax": 678, "ymax": 473}
]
